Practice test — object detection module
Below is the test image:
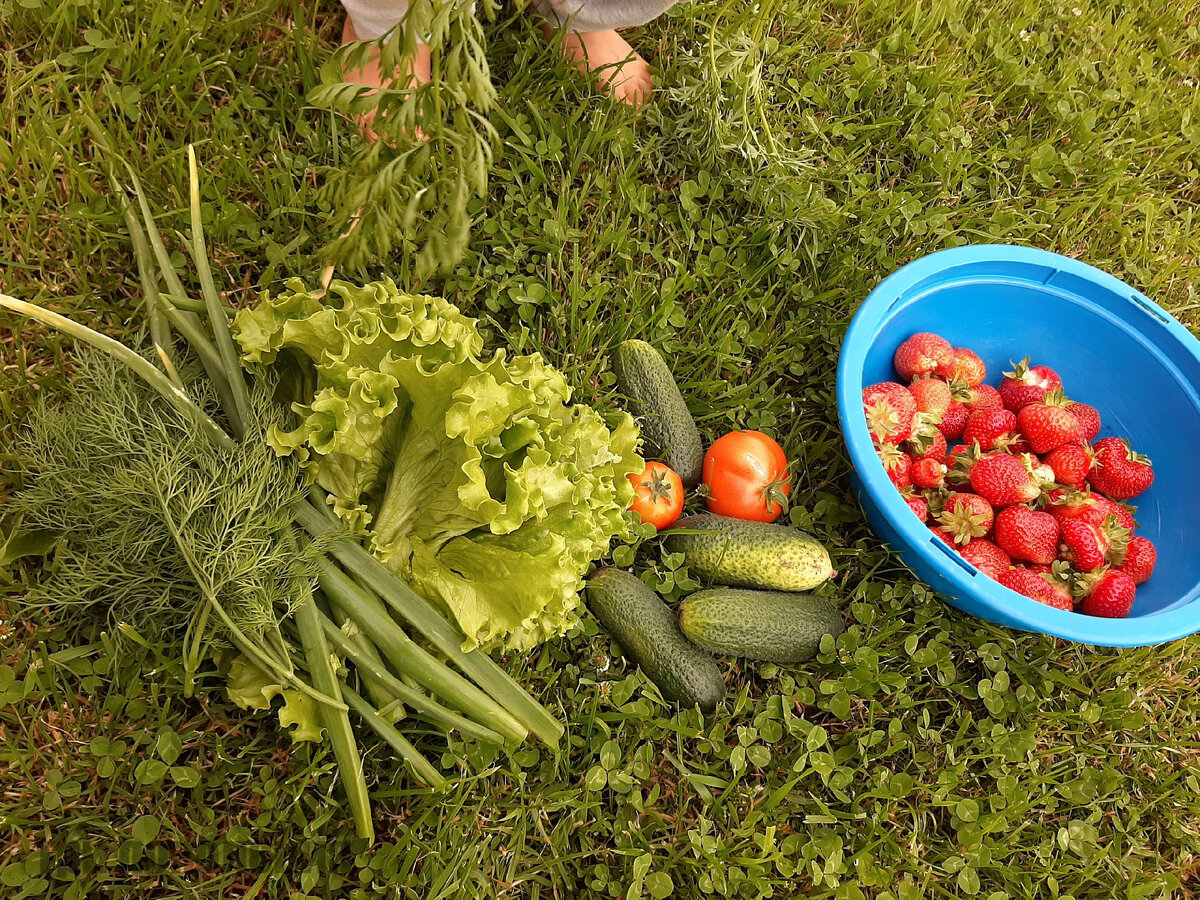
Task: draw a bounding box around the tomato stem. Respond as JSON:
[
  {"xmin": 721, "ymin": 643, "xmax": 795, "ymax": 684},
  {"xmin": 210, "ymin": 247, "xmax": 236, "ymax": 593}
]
[{"xmin": 762, "ymin": 472, "xmax": 791, "ymax": 516}]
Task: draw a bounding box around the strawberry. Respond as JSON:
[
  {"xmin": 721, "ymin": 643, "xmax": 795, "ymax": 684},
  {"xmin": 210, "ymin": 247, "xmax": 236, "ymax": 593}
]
[
  {"xmin": 959, "ymin": 539, "xmax": 1010, "ymax": 579},
  {"xmin": 994, "ymin": 505, "xmax": 1060, "ymax": 565},
  {"xmin": 1078, "ymin": 569, "xmax": 1137, "ymax": 618},
  {"xmin": 894, "ymin": 333, "xmax": 954, "ymax": 382},
  {"xmin": 928, "ymin": 524, "xmax": 956, "ymax": 546},
  {"xmin": 901, "ymin": 489, "xmax": 928, "ymax": 521},
  {"xmin": 1046, "ymin": 489, "xmax": 1105, "ymax": 526},
  {"xmin": 936, "ymin": 348, "xmax": 986, "ymax": 387},
  {"xmin": 1089, "ymin": 437, "xmax": 1154, "ymax": 499},
  {"xmin": 1058, "ymin": 519, "xmax": 1109, "ymax": 573},
  {"xmin": 909, "ymin": 376, "xmax": 953, "ymax": 416},
  {"xmin": 878, "ymin": 444, "xmax": 912, "ymax": 489},
  {"xmin": 905, "ymin": 418, "xmax": 948, "ymax": 461},
  {"xmin": 1015, "ymin": 391, "xmax": 1083, "ymax": 454},
  {"xmin": 962, "ymin": 408, "xmax": 1019, "ymax": 452},
  {"xmin": 998, "ymin": 567, "xmax": 1073, "ymax": 610},
  {"xmin": 970, "ymin": 453, "xmax": 1051, "ymax": 508},
  {"xmin": 963, "ymin": 384, "xmax": 1003, "ymax": 411},
  {"xmin": 1043, "ymin": 443, "xmax": 1092, "ymax": 488},
  {"xmin": 863, "ymin": 382, "xmax": 917, "ymax": 445},
  {"xmin": 1116, "ymin": 535, "xmax": 1156, "ymax": 585},
  {"xmin": 1065, "ymin": 401, "xmax": 1102, "ymax": 442},
  {"xmin": 936, "ymin": 492, "xmax": 994, "ymax": 544},
  {"xmin": 998, "ymin": 358, "xmax": 1063, "ymax": 412},
  {"xmin": 946, "ymin": 442, "xmax": 985, "ymax": 487},
  {"xmin": 1090, "ymin": 494, "xmax": 1137, "ymax": 531},
  {"xmin": 911, "ymin": 457, "xmax": 947, "ymax": 490},
  {"xmin": 937, "ymin": 401, "xmax": 970, "ymax": 441},
  {"xmin": 1024, "ymin": 563, "xmax": 1053, "ymax": 575}
]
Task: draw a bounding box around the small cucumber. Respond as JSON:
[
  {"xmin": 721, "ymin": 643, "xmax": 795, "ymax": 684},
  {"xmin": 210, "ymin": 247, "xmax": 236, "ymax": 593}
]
[
  {"xmin": 613, "ymin": 340, "xmax": 704, "ymax": 488},
  {"xmin": 585, "ymin": 568, "xmax": 725, "ymax": 712},
  {"xmin": 664, "ymin": 513, "xmax": 835, "ymax": 592},
  {"xmin": 679, "ymin": 588, "xmax": 844, "ymax": 664}
]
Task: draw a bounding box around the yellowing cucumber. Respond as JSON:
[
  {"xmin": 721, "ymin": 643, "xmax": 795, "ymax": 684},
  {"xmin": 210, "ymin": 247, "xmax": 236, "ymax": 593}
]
[
  {"xmin": 678, "ymin": 588, "xmax": 844, "ymax": 664},
  {"xmin": 612, "ymin": 340, "xmax": 704, "ymax": 488},
  {"xmin": 664, "ymin": 513, "xmax": 835, "ymax": 592},
  {"xmin": 585, "ymin": 568, "xmax": 725, "ymax": 712}
]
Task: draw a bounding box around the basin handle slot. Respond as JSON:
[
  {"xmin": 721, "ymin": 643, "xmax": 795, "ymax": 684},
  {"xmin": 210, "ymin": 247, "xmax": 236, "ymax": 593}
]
[
  {"xmin": 929, "ymin": 535, "xmax": 978, "ymax": 576},
  {"xmin": 1130, "ymin": 292, "xmax": 1171, "ymax": 326}
]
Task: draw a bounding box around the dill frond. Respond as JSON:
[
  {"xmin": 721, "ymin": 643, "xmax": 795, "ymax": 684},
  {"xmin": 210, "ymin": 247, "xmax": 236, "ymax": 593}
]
[{"xmin": 10, "ymin": 352, "xmax": 318, "ymax": 657}]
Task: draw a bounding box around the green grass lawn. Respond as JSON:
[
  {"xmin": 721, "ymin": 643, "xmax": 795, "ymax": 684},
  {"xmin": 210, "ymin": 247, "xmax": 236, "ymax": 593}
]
[{"xmin": 3, "ymin": 0, "xmax": 1200, "ymax": 897}]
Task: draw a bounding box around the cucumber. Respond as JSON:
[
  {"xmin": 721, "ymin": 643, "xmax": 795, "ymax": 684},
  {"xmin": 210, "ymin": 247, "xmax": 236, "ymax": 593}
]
[
  {"xmin": 664, "ymin": 513, "xmax": 835, "ymax": 592},
  {"xmin": 679, "ymin": 588, "xmax": 844, "ymax": 664},
  {"xmin": 613, "ymin": 340, "xmax": 704, "ymax": 488},
  {"xmin": 585, "ymin": 568, "xmax": 725, "ymax": 712}
]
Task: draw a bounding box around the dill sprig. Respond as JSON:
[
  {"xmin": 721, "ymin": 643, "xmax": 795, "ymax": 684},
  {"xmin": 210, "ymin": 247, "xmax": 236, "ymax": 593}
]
[{"xmin": 10, "ymin": 353, "xmax": 321, "ymax": 691}]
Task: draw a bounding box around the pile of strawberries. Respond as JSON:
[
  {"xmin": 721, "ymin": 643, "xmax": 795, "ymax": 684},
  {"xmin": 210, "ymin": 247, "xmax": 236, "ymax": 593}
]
[{"xmin": 862, "ymin": 332, "xmax": 1157, "ymax": 618}]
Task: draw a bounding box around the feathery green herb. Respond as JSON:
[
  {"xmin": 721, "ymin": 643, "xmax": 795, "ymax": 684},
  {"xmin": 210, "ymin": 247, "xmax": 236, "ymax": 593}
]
[{"xmin": 311, "ymin": 0, "xmax": 505, "ymax": 277}]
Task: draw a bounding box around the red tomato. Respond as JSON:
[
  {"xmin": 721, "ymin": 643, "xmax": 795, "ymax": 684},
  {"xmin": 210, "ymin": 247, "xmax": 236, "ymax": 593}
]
[
  {"xmin": 702, "ymin": 431, "xmax": 791, "ymax": 522},
  {"xmin": 628, "ymin": 462, "xmax": 686, "ymax": 529}
]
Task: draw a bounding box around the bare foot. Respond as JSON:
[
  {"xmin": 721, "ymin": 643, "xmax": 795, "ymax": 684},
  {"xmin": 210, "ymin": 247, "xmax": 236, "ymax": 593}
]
[
  {"xmin": 340, "ymin": 17, "xmax": 432, "ymax": 141},
  {"xmin": 540, "ymin": 26, "xmax": 653, "ymax": 107}
]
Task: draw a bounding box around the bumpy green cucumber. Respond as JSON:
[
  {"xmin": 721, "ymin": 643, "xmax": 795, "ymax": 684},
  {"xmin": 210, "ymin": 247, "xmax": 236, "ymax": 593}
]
[
  {"xmin": 612, "ymin": 340, "xmax": 704, "ymax": 488},
  {"xmin": 664, "ymin": 513, "xmax": 835, "ymax": 591},
  {"xmin": 585, "ymin": 568, "xmax": 725, "ymax": 712},
  {"xmin": 678, "ymin": 588, "xmax": 844, "ymax": 664}
]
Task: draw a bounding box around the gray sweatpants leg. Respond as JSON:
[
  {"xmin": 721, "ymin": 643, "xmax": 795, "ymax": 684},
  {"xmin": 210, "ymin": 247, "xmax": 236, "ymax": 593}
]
[{"xmin": 341, "ymin": 0, "xmax": 678, "ymax": 40}]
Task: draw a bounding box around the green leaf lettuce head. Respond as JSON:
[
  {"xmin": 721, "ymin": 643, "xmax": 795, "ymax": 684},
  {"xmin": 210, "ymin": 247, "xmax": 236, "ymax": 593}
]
[{"xmin": 235, "ymin": 279, "xmax": 642, "ymax": 651}]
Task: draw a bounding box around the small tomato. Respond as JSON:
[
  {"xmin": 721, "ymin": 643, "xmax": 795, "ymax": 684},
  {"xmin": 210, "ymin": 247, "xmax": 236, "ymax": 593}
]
[
  {"xmin": 628, "ymin": 462, "xmax": 686, "ymax": 529},
  {"xmin": 702, "ymin": 430, "xmax": 791, "ymax": 522}
]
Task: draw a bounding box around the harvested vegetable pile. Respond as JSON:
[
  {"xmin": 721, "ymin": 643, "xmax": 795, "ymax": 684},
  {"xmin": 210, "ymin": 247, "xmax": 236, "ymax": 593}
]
[{"xmin": 0, "ymin": 156, "xmax": 642, "ymax": 841}]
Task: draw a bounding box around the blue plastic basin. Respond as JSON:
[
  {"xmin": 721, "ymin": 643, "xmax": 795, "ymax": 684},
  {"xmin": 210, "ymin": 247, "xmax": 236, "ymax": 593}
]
[{"xmin": 836, "ymin": 245, "xmax": 1200, "ymax": 647}]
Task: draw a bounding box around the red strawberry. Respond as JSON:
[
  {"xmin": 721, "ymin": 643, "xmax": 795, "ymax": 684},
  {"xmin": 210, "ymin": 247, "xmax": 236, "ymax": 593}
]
[
  {"xmin": 911, "ymin": 457, "xmax": 947, "ymax": 490},
  {"xmin": 994, "ymin": 505, "xmax": 1060, "ymax": 565},
  {"xmin": 1090, "ymin": 494, "xmax": 1136, "ymax": 531},
  {"xmin": 1016, "ymin": 392, "xmax": 1083, "ymax": 454},
  {"xmin": 863, "ymin": 382, "xmax": 917, "ymax": 445},
  {"xmin": 1043, "ymin": 443, "xmax": 1092, "ymax": 488},
  {"xmin": 936, "ymin": 492, "xmax": 994, "ymax": 544},
  {"xmin": 1065, "ymin": 401, "xmax": 1101, "ymax": 442},
  {"xmin": 937, "ymin": 401, "xmax": 970, "ymax": 441},
  {"xmin": 929, "ymin": 524, "xmax": 956, "ymax": 546},
  {"xmin": 909, "ymin": 377, "xmax": 953, "ymax": 416},
  {"xmin": 1046, "ymin": 489, "xmax": 1105, "ymax": 526},
  {"xmin": 960, "ymin": 539, "xmax": 1010, "ymax": 579},
  {"xmin": 902, "ymin": 490, "xmax": 928, "ymax": 521},
  {"xmin": 1116, "ymin": 535, "xmax": 1156, "ymax": 585},
  {"xmin": 936, "ymin": 348, "xmax": 986, "ymax": 387},
  {"xmin": 1078, "ymin": 569, "xmax": 1137, "ymax": 618},
  {"xmin": 1059, "ymin": 519, "xmax": 1110, "ymax": 573},
  {"xmin": 946, "ymin": 442, "xmax": 985, "ymax": 487},
  {"xmin": 906, "ymin": 421, "xmax": 948, "ymax": 462},
  {"xmin": 878, "ymin": 444, "xmax": 912, "ymax": 489},
  {"xmin": 962, "ymin": 408, "xmax": 1019, "ymax": 452},
  {"xmin": 998, "ymin": 567, "xmax": 1073, "ymax": 610},
  {"xmin": 963, "ymin": 384, "xmax": 1003, "ymax": 411},
  {"xmin": 970, "ymin": 453, "xmax": 1050, "ymax": 508},
  {"xmin": 1025, "ymin": 563, "xmax": 1053, "ymax": 575},
  {"xmin": 1089, "ymin": 437, "xmax": 1154, "ymax": 499},
  {"xmin": 895, "ymin": 333, "xmax": 954, "ymax": 382},
  {"xmin": 998, "ymin": 358, "xmax": 1063, "ymax": 412}
]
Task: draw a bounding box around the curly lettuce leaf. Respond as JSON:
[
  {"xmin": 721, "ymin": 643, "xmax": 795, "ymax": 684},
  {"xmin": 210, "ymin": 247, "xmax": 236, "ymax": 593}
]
[
  {"xmin": 225, "ymin": 655, "xmax": 326, "ymax": 743},
  {"xmin": 234, "ymin": 279, "xmax": 642, "ymax": 651}
]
